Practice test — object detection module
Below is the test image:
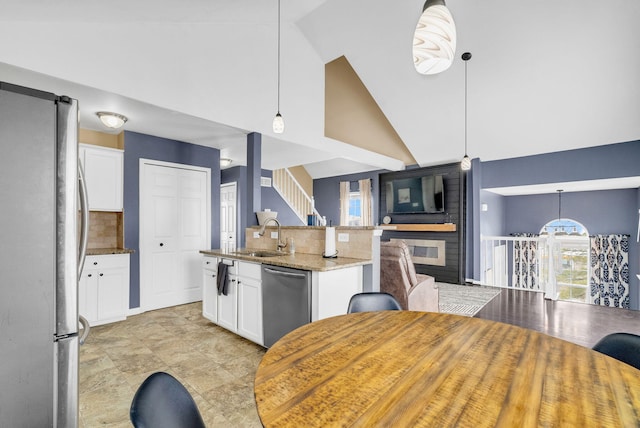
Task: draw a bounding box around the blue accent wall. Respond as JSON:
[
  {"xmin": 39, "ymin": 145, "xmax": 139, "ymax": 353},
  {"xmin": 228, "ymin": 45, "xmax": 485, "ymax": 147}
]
[
  {"xmin": 123, "ymin": 131, "xmax": 220, "ymax": 309},
  {"xmin": 482, "ymin": 140, "xmax": 640, "ymax": 189},
  {"xmin": 480, "ymin": 190, "xmax": 506, "ymax": 236},
  {"xmin": 246, "ymin": 133, "xmax": 261, "ymax": 228},
  {"xmin": 503, "ymin": 189, "xmax": 636, "ymax": 236}
]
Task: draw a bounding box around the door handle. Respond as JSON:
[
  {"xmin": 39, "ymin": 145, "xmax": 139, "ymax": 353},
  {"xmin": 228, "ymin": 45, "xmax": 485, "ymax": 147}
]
[
  {"xmin": 79, "ymin": 315, "xmax": 91, "ymax": 345},
  {"xmin": 78, "ymin": 163, "xmax": 89, "ymax": 278},
  {"xmin": 263, "ymin": 267, "xmax": 307, "ymax": 278}
]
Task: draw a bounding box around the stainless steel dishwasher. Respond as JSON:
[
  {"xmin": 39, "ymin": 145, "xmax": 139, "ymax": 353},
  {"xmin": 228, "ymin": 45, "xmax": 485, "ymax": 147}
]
[{"xmin": 262, "ymin": 264, "xmax": 311, "ymax": 348}]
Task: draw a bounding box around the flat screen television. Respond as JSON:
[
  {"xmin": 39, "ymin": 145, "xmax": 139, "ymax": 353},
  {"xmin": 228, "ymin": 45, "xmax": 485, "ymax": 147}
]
[{"xmin": 385, "ymin": 174, "xmax": 444, "ymax": 214}]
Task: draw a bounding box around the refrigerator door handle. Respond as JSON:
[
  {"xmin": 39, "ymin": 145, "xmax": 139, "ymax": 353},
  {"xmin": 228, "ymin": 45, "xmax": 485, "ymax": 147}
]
[
  {"xmin": 78, "ymin": 315, "xmax": 90, "ymax": 345},
  {"xmin": 78, "ymin": 162, "xmax": 89, "ymax": 277}
]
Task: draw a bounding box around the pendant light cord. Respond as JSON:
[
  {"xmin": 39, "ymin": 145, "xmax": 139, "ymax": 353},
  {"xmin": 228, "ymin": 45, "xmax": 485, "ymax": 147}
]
[
  {"xmin": 277, "ymin": 0, "xmax": 281, "ymax": 113},
  {"xmin": 460, "ymin": 52, "xmax": 472, "ymax": 170},
  {"xmin": 461, "ymin": 52, "xmax": 471, "ymax": 156},
  {"xmin": 558, "ymin": 190, "xmax": 562, "ymax": 223}
]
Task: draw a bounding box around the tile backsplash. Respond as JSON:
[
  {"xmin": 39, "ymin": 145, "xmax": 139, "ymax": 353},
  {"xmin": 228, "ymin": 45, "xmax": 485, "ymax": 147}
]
[
  {"xmin": 245, "ymin": 226, "xmax": 377, "ymax": 260},
  {"xmin": 86, "ymin": 211, "xmax": 123, "ymax": 249}
]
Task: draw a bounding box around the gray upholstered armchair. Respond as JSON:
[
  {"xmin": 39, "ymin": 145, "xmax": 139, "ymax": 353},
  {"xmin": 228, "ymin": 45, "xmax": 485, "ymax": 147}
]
[{"xmin": 379, "ymin": 240, "xmax": 439, "ymax": 312}]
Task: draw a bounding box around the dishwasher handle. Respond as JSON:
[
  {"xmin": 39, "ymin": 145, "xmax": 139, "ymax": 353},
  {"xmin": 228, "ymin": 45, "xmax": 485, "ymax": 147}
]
[{"xmin": 263, "ymin": 267, "xmax": 307, "ymax": 278}]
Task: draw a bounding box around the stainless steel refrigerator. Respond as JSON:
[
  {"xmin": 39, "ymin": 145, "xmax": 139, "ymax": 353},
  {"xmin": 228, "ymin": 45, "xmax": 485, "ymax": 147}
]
[{"xmin": 0, "ymin": 82, "xmax": 90, "ymax": 427}]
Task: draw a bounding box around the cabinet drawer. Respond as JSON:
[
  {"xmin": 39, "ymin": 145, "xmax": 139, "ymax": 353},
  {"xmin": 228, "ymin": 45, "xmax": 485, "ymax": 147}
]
[
  {"xmin": 204, "ymin": 256, "xmax": 238, "ymax": 275},
  {"xmin": 84, "ymin": 254, "xmax": 129, "ymax": 270},
  {"xmin": 202, "ymin": 256, "xmax": 218, "ymax": 270}
]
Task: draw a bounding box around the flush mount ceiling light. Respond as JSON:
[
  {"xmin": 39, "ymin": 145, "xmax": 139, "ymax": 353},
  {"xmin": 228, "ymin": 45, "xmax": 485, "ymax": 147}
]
[
  {"xmin": 272, "ymin": 0, "xmax": 284, "ymax": 133},
  {"xmin": 220, "ymin": 158, "xmax": 232, "ymax": 168},
  {"xmin": 413, "ymin": 0, "xmax": 456, "ymax": 75},
  {"xmin": 460, "ymin": 52, "xmax": 472, "ymax": 171},
  {"xmin": 96, "ymin": 111, "xmax": 128, "ymax": 129}
]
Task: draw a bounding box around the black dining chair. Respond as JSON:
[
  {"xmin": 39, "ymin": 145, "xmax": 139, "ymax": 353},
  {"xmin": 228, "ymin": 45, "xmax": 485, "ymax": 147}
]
[
  {"xmin": 592, "ymin": 332, "xmax": 640, "ymax": 370},
  {"xmin": 130, "ymin": 371, "xmax": 206, "ymax": 428},
  {"xmin": 347, "ymin": 292, "xmax": 403, "ymax": 313}
]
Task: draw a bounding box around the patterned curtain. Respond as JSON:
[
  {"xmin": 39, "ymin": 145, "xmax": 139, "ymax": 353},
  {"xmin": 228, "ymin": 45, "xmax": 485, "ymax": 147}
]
[
  {"xmin": 589, "ymin": 234, "xmax": 630, "ymax": 308},
  {"xmin": 512, "ymin": 233, "xmax": 539, "ymax": 289}
]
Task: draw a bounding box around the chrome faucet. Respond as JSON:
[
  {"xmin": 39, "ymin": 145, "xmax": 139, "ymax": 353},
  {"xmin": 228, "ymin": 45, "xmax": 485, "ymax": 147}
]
[{"xmin": 258, "ymin": 218, "xmax": 287, "ymax": 252}]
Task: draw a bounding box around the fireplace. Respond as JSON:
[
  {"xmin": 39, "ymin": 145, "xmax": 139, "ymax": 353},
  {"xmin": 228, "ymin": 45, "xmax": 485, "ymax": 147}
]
[{"xmin": 390, "ymin": 238, "xmax": 446, "ymax": 267}]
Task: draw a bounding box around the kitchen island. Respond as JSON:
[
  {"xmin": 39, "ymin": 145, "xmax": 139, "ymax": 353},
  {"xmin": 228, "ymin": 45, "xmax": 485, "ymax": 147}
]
[
  {"xmin": 199, "ymin": 248, "xmax": 370, "ymax": 271},
  {"xmin": 199, "ymin": 248, "xmax": 372, "ymax": 347}
]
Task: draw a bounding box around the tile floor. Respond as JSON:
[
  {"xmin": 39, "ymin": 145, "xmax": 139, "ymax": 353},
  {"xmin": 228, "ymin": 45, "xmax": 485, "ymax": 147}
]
[{"xmin": 79, "ymin": 302, "xmax": 265, "ymax": 427}]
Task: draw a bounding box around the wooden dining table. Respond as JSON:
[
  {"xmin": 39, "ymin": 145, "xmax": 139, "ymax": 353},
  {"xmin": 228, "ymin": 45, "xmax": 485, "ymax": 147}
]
[{"xmin": 254, "ymin": 311, "xmax": 640, "ymax": 427}]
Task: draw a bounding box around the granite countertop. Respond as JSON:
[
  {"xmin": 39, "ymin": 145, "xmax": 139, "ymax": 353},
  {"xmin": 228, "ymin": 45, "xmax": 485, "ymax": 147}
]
[
  {"xmin": 86, "ymin": 248, "xmax": 135, "ymax": 255},
  {"xmin": 199, "ymin": 249, "xmax": 371, "ymax": 272}
]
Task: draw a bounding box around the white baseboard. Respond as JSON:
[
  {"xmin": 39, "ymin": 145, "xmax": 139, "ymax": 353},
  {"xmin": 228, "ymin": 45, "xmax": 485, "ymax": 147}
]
[{"xmin": 128, "ymin": 307, "xmax": 143, "ymax": 316}]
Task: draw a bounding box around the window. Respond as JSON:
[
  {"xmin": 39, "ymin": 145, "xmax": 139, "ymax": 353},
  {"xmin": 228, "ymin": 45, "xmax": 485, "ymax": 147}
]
[
  {"xmin": 340, "ymin": 179, "xmax": 373, "ymax": 226},
  {"xmin": 348, "ymin": 191, "xmax": 362, "ymax": 226},
  {"xmin": 539, "ymin": 219, "xmax": 589, "ymax": 303}
]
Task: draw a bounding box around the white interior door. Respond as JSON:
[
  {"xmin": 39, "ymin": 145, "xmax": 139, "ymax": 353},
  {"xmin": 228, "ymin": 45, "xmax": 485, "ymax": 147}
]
[
  {"xmin": 220, "ymin": 182, "xmax": 237, "ymax": 252},
  {"xmin": 141, "ymin": 161, "xmax": 210, "ymax": 311}
]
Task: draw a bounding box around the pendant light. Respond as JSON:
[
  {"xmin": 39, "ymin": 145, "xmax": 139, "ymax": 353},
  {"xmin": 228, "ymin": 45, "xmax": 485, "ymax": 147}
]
[
  {"xmin": 413, "ymin": 0, "xmax": 456, "ymax": 75},
  {"xmin": 272, "ymin": 0, "xmax": 284, "ymax": 133},
  {"xmin": 460, "ymin": 52, "xmax": 472, "ymax": 171}
]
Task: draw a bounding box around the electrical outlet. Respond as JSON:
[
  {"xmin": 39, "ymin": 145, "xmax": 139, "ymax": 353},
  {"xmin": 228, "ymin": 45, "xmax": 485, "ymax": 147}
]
[
  {"xmin": 270, "ymin": 231, "xmax": 278, "ymax": 239},
  {"xmin": 338, "ymin": 233, "xmax": 349, "ymax": 242},
  {"xmin": 253, "ymin": 232, "xmax": 260, "ymax": 239}
]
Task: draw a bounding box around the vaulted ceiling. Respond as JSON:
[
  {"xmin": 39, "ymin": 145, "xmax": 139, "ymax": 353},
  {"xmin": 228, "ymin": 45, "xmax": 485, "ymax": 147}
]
[{"xmin": 1, "ymin": 0, "xmax": 638, "ymax": 178}]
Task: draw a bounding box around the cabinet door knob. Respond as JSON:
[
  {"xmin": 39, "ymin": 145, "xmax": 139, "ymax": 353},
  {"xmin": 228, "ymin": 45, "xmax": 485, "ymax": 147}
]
[
  {"xmin": 206, "ymin": 261, "xmax": 210, "ymax": 265},
  {"xmin": 212, "ymin": 274, "xmax": 216, "ymax": 278},
  {"xmin": 87, "ymin": 274, "xmax": 92, "ymax": 277},
  {"xmin": 93, "ymin": 261, "xmax": 98, "ymax": 265},
  {"xmin": 99, "ymin": 273, "xmax": 104, "ymax": 277},
  {"xmin": 160, "ymin": 243, "xmax": 164, "ymax": 247}
]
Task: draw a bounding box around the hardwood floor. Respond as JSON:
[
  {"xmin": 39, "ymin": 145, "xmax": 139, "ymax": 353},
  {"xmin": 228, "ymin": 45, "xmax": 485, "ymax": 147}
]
[{"xmin": 475, "ymin": 288, "xmax": 640, "ymax": 348}]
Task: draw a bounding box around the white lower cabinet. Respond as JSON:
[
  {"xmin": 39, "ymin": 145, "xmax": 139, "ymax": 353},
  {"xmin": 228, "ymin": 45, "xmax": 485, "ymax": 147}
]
[
  {"xmin": 201, "ymin": 254, "xmax": 364, "ymax": 346},
  {"xmin": 217, "ymin": 267, "xmax": 238, "ymax": 332},
  {"xmin": 312, "ymin": 266, "xmax": 363, "ymax": 321},
  {"xmin": 236, "ymin": 262, "xmax": 263, "ymax": 344},
  {"xmin": 79, "ymin": 254, "xmax": 130, "ymax": 326},
  {"xmin": 202, "ymin": 257, "xmax": 218, "ymax": 322},
  {"xmin": 202, "ymin": 256, "xmax": 263, "ymax": 345}
]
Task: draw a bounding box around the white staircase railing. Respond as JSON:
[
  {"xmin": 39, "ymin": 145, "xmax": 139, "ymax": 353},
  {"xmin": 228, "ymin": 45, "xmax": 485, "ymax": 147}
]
[
  {"xmin": 480, "ymin": 234, "xmax": 590, "ymax": 301},
  {"xmin": 272, "ymin": 168, "xmax": 326, "ymax": 226},
  {"xmin": 480, "ymin": 235, "xmax": 543, "ymax": 291}
]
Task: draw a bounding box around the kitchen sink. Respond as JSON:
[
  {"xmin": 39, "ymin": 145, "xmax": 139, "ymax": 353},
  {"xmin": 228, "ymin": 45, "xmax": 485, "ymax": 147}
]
[{"xmin": 232, "ymin": 250, "xmax": 284, "ymax": 258}]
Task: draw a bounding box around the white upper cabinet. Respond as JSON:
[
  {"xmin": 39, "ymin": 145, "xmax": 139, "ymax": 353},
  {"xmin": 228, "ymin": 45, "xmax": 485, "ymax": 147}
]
[{"xmin": 79, "ymin": 144, "xmax": 123, "ymax": 211}]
